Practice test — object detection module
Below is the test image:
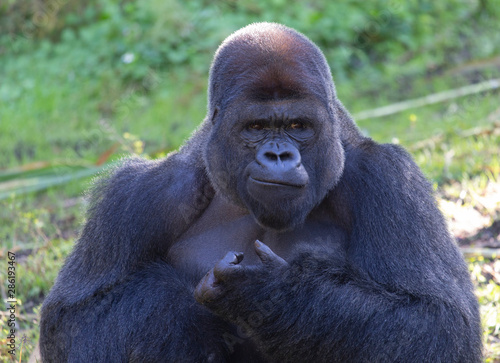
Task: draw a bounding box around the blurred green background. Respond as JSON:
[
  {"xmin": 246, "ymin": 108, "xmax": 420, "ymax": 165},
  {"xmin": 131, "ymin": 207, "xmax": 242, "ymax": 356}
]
[{"xmin": 1, "ymin": 0, "xmax": 499, "ymax": 361}]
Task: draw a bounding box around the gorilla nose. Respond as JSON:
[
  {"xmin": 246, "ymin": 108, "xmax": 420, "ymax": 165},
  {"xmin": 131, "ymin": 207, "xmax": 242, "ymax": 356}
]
[{"xmin": 257, "ymin": 142, "xmax": 301, "ymax": 170}]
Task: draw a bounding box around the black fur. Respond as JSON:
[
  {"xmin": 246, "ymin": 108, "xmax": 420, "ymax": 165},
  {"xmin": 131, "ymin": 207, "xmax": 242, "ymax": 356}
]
[{"xmin": 40, "ymin": 23, "xmax": 482, "ymax": 362}]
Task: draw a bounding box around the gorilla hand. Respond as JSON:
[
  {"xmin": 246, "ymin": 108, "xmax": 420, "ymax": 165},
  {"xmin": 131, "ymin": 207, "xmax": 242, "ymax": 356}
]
[
  {"xmin": 194, "ymin": 241, "xmax": 287, "ymax": 310},
  {"xmin": 194, "ymin": 251, "xmax": 244, "ymax": 304}
]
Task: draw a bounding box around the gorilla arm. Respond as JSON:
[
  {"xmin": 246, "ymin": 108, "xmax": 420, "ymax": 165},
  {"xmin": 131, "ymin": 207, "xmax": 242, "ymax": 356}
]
[
  {"xmin": 195, "ymin": 141, "xmax": 482, "ymax": 363},
  {"xmin": 44, "ymin": 150, "xmax": 212, "ymax": 303},
  {"xmin": 40, "ymin": 142, "xmax": 231, "ymax": 361}
]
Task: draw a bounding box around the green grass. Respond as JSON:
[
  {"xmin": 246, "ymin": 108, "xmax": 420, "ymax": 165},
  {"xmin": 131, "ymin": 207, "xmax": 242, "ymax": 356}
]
[
  {"xmin": 0, "ymin": 66, "xmax": 206, "ymax": 169},
  {"xmin": 471, "ymin": 257, "xmax": 500, "ymax": 361},
  {"xmin": 356, "ymin": 89, "xmax": 500, "ymax": 183},
  {"xmin": 0, "ymin": 193, "xmax": 80, "ymax": 362}
]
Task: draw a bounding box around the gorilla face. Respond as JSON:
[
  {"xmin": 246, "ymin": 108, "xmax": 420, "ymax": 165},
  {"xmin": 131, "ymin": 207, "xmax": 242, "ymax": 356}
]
[
  {"xmin": 203, "ymin": 25, "xmax": 345, "ymax": 231},
  {"xmin": 205, "ymin": 93, "xmax": 344, "ymax": 231}
]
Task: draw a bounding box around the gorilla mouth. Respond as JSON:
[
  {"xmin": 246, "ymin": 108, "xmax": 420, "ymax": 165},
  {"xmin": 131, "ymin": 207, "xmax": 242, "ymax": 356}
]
[{"xmin": 250, "ymin": 177, "xmax": 306, "ymax": 188}]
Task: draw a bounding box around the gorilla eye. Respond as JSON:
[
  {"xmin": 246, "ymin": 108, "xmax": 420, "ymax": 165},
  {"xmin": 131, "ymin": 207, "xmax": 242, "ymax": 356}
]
[
  {"xmin": 288, "ymin": 121, "xmax": 305, "ymax": 130},
  {"xmin": 248, "ymin": 121, "xmax": 265, "ymax": 131}
]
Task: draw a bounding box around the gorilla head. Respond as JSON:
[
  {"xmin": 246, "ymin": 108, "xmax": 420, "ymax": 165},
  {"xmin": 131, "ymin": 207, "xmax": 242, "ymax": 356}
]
[{"xmin": 203, "ymin": 22, "xmax": 345, "ymax": 231}]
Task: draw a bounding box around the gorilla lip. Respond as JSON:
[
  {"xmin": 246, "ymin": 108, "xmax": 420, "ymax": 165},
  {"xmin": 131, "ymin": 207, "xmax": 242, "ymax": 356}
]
[{"xmin": 249, "ymin": 177, "xmax": 306, "ymax": 188}]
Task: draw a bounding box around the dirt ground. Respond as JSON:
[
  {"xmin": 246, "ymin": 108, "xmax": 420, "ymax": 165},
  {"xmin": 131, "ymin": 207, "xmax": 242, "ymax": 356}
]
[{"xmin": 440, "ymin": 180, "xmax": 500, "ymax": 247}]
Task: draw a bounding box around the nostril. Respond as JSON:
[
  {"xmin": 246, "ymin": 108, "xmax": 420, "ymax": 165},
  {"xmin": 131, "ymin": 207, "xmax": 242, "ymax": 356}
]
[
  {"xmin": 264, "ymin": 152, "xmax": 278, "ymax": 161},
  {"xmin": 279, "ymin": 152, "xmax": 293, "ymax": 161}
]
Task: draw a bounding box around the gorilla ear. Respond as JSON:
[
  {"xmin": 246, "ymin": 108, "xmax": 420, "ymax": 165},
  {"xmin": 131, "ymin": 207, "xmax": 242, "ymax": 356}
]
[
  {"xmin": 334, "ymin": 101, "xmax": 362, "ymax": 145},
  {"xmin": 211, "ymin": 106, "xmax": 220, "ymax": 125}
]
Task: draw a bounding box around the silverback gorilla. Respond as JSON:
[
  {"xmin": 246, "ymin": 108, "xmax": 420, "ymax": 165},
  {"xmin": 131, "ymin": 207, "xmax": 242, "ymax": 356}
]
[{"xmin": 40, "ymin": 23, "xmax": 482, "ymax": 362}]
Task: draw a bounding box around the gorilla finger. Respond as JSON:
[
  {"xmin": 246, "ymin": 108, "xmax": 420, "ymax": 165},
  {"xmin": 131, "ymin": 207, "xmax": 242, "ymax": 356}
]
[
  {"xmin": 194, "ymin": 269, "xmax": 222, "ymax": 303},
  {"xmin": 195, "ymin": 283, "xmax": 223, "ymax": 304},
  {"xmin": 255, "ymin": 240, "xmax": 287, "ymax": 267},
  {"xmin": 213, "ymin": 251, "xmax": 244, "ymax": 280},
  {"xmin": 221, "ymin": 251, "xmax": 244, "ymax": 265}
]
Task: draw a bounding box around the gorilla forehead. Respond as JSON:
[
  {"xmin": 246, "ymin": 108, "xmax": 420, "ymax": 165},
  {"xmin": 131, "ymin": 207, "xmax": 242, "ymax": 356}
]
[{"xmin": 208, "ymin": 22, "xmax": 335, "ymax": 110}]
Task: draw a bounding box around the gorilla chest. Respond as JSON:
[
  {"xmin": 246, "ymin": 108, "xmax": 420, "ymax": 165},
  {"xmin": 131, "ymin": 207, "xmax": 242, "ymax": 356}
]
[{"xmin": 168, "ymin": 211, "xmax": 346, "ymax": 278}]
